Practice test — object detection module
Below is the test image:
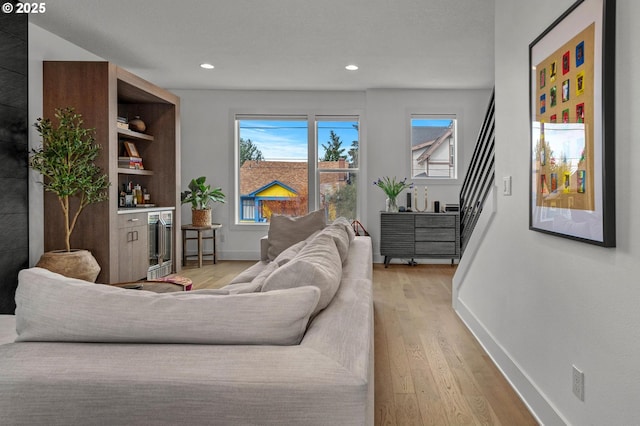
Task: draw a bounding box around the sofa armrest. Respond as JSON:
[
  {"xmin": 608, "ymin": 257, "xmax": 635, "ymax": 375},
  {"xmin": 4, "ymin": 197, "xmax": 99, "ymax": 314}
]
[{"xmin": 260, "ymin": 236, "xmax": 269, "ymax": 261}]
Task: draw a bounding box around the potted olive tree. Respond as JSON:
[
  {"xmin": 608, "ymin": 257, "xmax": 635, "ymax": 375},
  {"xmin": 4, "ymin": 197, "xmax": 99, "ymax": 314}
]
[
  {"xmin": 181, "ymin": 176, "xmax": 225, "ymax": 227},
  {"xmin": 30, "ymin": 107, "xmax": 110, "ymax": 282}
]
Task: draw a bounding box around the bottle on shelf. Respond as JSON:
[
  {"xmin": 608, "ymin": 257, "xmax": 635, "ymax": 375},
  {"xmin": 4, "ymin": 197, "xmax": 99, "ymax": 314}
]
[
  {"xmin": 134, "ymin": 184, "xmax": 143, "ymax": 204},
  {"xmin": 123, "ymin": 182, "xmax": 134, "ymax": 207}
]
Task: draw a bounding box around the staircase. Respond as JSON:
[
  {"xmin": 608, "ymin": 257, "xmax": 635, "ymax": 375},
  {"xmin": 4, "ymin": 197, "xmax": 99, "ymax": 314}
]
[{"xmin": 459, "ymin": 89, "xmax": 495, "ymax": 255}]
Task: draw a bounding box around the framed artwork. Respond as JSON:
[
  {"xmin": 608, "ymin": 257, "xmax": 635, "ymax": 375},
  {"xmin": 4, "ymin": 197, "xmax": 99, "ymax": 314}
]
[
  {"xmin": 529, "ymin": 0, "xmax": 616, "ymax": 247},
  {"xmin": 123, "ymin": 141, "xmax": 140, "ymax": 158}
]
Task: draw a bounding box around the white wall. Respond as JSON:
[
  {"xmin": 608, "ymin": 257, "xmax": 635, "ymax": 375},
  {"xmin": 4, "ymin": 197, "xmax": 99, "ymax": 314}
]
[
  {"xmin": 27, "ymin": 23, "xmax": 103, "ymax": 265},
  {"xmin": 365, "ymin": 89, "xmax": 491, "ymax": 263},
  {"xmin": 456, "ymin": 0, "xmax": 640, "ymax": 424},
  {"xmin": 174, "ymin": 88, "xmax": 491, "ymax": 261},
  {"xmin": 173, "ymin": 89, "xmax": 366, "ymax": 259}
]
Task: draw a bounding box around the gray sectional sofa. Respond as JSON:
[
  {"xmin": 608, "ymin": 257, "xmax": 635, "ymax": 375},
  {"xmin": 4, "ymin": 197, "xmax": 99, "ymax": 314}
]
[{"xmin": 0, "ymin": 215, "xmax": 374, "ymax": 425}]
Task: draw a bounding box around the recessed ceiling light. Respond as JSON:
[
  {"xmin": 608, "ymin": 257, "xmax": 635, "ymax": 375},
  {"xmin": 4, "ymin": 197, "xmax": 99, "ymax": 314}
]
[
  {"xmin": 345, "ymin": 64, "xmax": 359, "ymax": 71},
  {"xmin": 200, "ymin": 63, "xmax": 215, "ymax": 69}
]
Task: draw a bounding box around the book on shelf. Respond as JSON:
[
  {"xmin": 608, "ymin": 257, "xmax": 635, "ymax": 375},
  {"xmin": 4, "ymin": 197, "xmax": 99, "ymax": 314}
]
[
  {"xmin": 118, "ymin": 156, "xmax": 144, "ymax": 170},
  {"xmin": 116, "ymin": 116, "xmax": 129, "ymax": 130}
]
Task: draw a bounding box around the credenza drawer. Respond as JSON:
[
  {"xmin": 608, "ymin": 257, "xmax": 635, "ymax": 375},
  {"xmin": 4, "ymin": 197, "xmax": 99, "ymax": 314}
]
[
  {"xmin": 415, "ymin": 214, "xmax": 455, "ymax": 228},
  {"xmin": 416, "ymin": 241, "xmax": 456, "ymax": 255},
  {"xmin": 415, "ymin": 228, "xmax": 455, "ymax": 242},
  {"xmin": 118, "ymin": 212, "xmax": 147, "ymax": 229}
]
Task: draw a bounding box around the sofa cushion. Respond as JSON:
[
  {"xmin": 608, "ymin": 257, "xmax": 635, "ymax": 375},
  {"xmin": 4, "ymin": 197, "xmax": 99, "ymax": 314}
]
[
  {"xmin": 223, "ymin": 261, "xmax": 279, "ymax": 293},
  {"xmin": 318, "ymin": 223, "xmax": 351, "ymax": 263},
  {"xmin": 261, "ymin": 233, "xmax": 341, "ymax": 315},
  {"xmin": 0, "ymin": 315, "xmax": 16, "ymax": 345},
  {"xmin": 267, "ymin": 208, "xmax": 326, "ymax": 261},
  {"xmin": 229, "ymin": 260, "xmax": 270, "ymax": 284},
  {"xmin": 15, "ymin": 268, "xmax": 319, "ymax": 345},
  {"xmin": 273, "ymin": 240, "xmax": 307, "ymax": 266},
  {"xmin": 333, "ymin": 216, "xmax": 356, "ymax": 242},
  {"xmin": 167, "ymin": 288, "xmax": 230, "ymax": 295},
  {"xmin": 221, "ymin": 281, "xmax": 262, "ymax": 294}
]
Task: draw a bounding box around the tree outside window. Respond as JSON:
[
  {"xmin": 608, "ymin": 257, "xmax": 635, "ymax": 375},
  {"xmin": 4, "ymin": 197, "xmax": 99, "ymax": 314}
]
[{"xmin": 236, "ymin": 116, "xmax": 360, "ymax": 223}]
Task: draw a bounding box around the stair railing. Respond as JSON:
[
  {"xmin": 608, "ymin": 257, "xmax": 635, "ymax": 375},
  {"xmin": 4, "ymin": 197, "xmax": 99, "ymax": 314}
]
[{"xmin": 459, "ymin": 89, "xmax": 495, "ymax": 255}]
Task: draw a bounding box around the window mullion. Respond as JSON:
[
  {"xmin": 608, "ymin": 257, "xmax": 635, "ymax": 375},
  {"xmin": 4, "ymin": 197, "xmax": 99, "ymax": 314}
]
[{"xmin": 308, "ymin": 115, "xmax": 317, "ymax": 211}]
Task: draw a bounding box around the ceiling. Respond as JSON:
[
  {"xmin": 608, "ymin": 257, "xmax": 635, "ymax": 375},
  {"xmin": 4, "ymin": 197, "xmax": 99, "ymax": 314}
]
[{"xmin": 29, "ymin": 0, "xmax": 495, "ymax": 91}]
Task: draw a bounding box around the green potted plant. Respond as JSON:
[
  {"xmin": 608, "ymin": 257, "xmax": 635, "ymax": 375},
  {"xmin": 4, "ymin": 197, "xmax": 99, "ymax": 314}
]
[
  {"xmin": 181, "ymin": 176, "xmax": 225, "ymax": 227},
  {"xmin": 29, "ymin": 107, "xmax": 110, "ymax": 282},
  {"xmin": 373, "ymin": 176, "xmax": 413, "ymax": 212}
]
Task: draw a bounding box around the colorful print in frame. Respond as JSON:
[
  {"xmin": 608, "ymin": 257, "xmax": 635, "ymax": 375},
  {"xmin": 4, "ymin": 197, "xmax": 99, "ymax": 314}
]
[{"xmin": 529, "ymin": 0, "xmax": 616, "ymax": 246}]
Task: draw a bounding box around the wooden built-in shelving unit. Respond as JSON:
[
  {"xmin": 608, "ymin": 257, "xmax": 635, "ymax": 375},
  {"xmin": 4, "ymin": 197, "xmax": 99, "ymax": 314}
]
[{"xmin": 42, "ymin": 61, "xmax": 181, "ymax": 283}]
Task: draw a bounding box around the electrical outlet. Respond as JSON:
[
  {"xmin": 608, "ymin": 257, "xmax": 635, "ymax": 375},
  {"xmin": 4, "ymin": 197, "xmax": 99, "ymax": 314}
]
[{"xmin": 572, "ymin": 365, "xmax": 585, "ymax": 401}]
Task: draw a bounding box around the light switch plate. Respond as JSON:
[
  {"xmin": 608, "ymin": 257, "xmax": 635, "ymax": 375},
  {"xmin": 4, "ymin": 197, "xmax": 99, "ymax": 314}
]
[{"xmin": 503, "ymin": 176, "xmax": 512, "ymax": 196}]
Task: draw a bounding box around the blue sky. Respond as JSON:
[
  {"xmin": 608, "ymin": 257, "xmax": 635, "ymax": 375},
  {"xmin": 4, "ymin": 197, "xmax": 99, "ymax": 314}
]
[
  {"xmin": 412, "ymin": 118, "xmax": 453, "ymax": 127},
  {"xmin": 239, "ymin": 120, "xmax": 359, "ymax": 161}
]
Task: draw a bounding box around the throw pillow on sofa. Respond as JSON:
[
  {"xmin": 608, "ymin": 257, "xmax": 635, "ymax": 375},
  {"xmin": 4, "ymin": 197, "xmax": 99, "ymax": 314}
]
[
  {"xmin": 261, "ymin": 233, "xmax": 342, "ymax": 316},
  {"xmin": 15, "ymin": 267, "xmax": 319, "ymax": 345},
  {"xmin": 267, "ymin": 208, "xmax": 326, "ymax": 261}
]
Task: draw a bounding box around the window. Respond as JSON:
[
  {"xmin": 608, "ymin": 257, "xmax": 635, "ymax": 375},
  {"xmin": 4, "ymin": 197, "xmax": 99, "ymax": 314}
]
[
  {"xmin": 317, "ymin": 117, "xmax": 359, "ymax": 221},
  {"xmin": 236, "ymin": 114, "xmax": 360, "ymax": 224},
  {"xmin": 410, "ymin": 115, "xmax": 457, "ymax": 179}
]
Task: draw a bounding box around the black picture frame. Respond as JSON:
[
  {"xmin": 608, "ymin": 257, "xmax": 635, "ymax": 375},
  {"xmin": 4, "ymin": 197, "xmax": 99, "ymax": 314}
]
[{"xmin": 529, "ymin": 0, "xmax": 616, "ymax": 247}]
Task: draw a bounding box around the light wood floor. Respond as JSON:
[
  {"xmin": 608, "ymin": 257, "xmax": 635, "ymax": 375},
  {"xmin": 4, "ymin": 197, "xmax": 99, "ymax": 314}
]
[{"xmin": 178, "ymin": 260, "xmax": 537, "ymax": 426}]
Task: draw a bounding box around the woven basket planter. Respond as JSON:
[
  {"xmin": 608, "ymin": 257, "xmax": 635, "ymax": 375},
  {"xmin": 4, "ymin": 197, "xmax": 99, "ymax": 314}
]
[{"xmin": 191, "ymin": 208, "xmax": 212, "ymax": 227}]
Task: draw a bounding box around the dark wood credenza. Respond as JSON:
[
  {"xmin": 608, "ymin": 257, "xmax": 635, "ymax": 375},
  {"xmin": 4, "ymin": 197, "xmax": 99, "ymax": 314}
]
[{"xmin": 380, "ymin": 212, "xmax": 460, "ymax": 267}]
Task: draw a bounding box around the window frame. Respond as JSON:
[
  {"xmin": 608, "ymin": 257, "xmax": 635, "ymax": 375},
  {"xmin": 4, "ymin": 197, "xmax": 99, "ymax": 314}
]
[
  {"xmin": 232, "ymin": 111, "xmax": 363, "ymax": 227},
  {"xmin": 408, "ymin": 112, "xmax": 461, "ymax": 183},
  {"xmin": 316, "ymin": 115, "xmax": 361, "ymax": 222}
]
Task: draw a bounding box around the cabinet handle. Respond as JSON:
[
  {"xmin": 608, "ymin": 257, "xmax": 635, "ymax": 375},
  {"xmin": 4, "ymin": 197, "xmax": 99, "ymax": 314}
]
[
  {"xmin": 129, "ymin": 218, "xmax": 139, "ymax": 222},
  {"xmin": 133, "ymin": 230, "xmax": 138, "ymax": 241}
]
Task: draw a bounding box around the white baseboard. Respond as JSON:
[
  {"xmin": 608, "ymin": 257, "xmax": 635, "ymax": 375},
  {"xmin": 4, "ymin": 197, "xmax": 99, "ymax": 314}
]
[{"xmin": 455, "ymin": 299, "xmax": 567, "ymax": 426}]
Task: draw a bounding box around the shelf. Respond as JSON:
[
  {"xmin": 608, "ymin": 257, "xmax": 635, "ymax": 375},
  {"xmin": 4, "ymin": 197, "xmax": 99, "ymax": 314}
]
[
  {"xmin": 117, "ymin": 168, "xmax": 154, "ymax": 176},
  {"xmin": 117, "ymin": 128, "xmax": 154, "ymax": 142}
]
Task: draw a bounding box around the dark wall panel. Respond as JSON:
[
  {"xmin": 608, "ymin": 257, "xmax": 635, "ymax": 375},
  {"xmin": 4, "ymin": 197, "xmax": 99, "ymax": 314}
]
[{"xmin": 0, "ymin": 2, "xmax": 28, "ymax": 314}]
